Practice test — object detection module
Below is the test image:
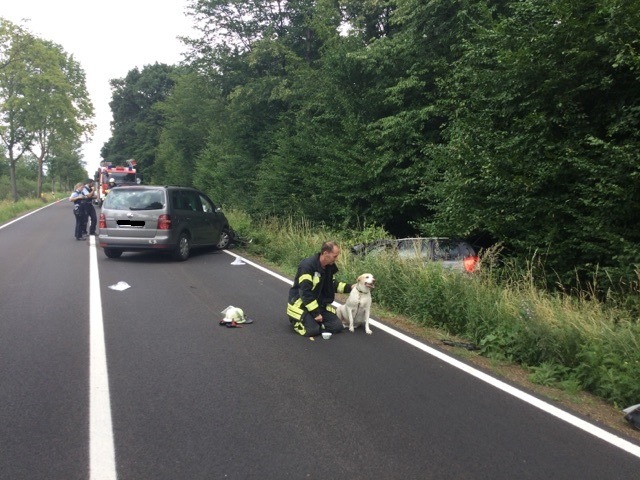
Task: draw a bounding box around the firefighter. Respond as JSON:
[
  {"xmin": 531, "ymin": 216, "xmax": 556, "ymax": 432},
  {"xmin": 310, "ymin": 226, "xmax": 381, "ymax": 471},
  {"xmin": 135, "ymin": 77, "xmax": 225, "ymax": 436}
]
[
  {"xmin": 287, "ymin": 241, "xmax": 352, "ymax": 337},
  {"xmin": 105, "ymin": 177, "xmax": 117, "ymax": 196}
]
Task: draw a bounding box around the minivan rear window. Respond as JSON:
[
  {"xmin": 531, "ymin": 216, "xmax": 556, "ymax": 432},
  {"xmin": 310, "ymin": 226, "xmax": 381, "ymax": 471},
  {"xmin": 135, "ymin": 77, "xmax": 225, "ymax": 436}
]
[{"xmin": 104, "ymin": 189, "xmax": 166, "ymax": 211}]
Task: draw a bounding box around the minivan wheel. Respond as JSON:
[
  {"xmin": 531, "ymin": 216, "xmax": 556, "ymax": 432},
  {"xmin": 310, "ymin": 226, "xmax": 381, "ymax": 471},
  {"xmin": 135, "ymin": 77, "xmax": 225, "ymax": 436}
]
[
  {"xmin": 173, "ymin": 232, "xmax": 191, "ymax": 261},
  {"xmin": 216, "ymin": 228, "xmax": 233, "ymax": 249},
  {"xmin": 104, "ymin": 248, "xmax": 122, "ymax": 258}
]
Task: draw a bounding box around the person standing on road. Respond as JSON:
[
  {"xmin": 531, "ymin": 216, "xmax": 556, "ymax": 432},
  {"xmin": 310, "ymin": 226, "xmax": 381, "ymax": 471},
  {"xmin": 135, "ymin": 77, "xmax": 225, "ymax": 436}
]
[
  {"xmin": 69, "ymin": 182, "xmax": 87, "ymax": 240},
  {"xmin": 81, "ymin": 178, "xmax": 97, "ymax": 236},
  {"xmin": 287, "ymin": 241, "xmax": 352, "ymax": 337}
]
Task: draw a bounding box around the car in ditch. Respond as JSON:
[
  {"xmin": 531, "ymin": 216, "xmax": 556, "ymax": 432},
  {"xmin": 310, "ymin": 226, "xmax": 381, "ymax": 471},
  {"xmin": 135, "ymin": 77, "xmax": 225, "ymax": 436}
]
[
  {"xmin": 98, "ymin": 185, "xmax": 233, "ymax": 261},
  {"xmin": 351, "ymin": 237, "xmax": 479, "ymax": 272}
]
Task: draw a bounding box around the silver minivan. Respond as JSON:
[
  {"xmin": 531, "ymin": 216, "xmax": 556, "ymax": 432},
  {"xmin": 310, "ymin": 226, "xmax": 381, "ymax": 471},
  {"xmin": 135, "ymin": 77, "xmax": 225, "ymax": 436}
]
[{"xmin": 98, "ymin": 185, "xmax": 233, "ymax": 261}]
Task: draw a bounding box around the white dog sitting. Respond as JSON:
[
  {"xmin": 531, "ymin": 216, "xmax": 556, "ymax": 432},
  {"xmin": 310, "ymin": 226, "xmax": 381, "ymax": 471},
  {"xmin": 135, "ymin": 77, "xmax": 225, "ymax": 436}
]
[{"xmin": 337, "ymin": 273, "xmax": 376, "ymax": 334}]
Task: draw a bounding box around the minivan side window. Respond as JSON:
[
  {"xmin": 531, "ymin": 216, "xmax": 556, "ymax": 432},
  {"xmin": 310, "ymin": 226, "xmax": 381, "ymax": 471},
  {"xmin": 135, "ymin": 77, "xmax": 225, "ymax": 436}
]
[
  {"xmin": 172, "ymin": 190, "xmax": 200, "ymax": 212},
  {"xmin": 171, "ymin": 191, "xmax": 184, "ymax": 210},
  {"xmin": 182, "ymin": 191, "xmax": 202, "ymax": 212},
  {"xmin": 200, "ymin": 195, "xmax": 215, "ymax": 214}
]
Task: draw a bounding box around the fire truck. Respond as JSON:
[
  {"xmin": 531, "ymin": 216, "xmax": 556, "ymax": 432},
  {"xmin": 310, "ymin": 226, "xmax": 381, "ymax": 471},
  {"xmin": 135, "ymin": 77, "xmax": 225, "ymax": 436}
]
[{"xmin": 94, "ymin": 159, "xmax": 141, "ymax": 206}]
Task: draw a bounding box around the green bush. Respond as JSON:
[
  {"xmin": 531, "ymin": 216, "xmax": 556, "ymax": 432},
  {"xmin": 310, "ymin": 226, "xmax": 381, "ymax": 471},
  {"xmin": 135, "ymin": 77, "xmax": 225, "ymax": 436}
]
[
  {"xmin": 574, "ymin": 325, "xmax": 640, "ymax": 406},
  {"xmin": 0, "ymin": 176, "xmax": 39, "ymax": 201}
]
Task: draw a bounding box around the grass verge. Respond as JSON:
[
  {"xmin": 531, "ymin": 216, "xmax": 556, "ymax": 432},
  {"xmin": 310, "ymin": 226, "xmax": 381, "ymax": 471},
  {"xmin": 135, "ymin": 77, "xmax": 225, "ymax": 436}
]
[{"xmin": 0, "ymin": 194, "xmax": 65, "ymax": 225}]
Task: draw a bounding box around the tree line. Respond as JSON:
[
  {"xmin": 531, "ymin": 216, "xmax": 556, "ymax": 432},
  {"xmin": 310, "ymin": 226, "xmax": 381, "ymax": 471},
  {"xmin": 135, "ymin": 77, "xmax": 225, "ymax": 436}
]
[
  {"xmin": 0, "ymin": 18, "xmax": 93, "ymax": 200},
  {"xmin": 7, "ymin": 1, "xmax": 640, "ymax": 297}
]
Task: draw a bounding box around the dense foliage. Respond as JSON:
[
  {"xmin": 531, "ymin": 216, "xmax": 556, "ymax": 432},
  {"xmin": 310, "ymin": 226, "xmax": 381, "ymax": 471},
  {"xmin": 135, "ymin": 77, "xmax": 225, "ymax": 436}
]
[
  {"xmin": 100, "ymin": 63, "xmax": 178, "ymax": 181},
  {"xmin": 102, "ymin": 0, "xmax": 640, "ymax": 295}
]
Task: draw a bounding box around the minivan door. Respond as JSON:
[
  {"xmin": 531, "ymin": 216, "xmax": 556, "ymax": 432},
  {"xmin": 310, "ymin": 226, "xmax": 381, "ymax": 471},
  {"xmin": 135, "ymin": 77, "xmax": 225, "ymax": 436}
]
[
  {"xmin": 198, "ymin": 193, "xmax": 224, "ymax": 245},
  {"xmin": 176, "ymin": 190, "xmax": 212, "ymax": 245}
]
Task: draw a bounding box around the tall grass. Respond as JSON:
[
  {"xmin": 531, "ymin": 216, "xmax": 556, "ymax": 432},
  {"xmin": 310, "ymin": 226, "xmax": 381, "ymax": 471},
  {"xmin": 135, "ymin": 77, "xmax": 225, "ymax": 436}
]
[
  {"xmin": 228, "ymin": 211, "xmax": 640, "ymax": 408},
  {"xmin": 0, "ymin": 194, "xmax": 64, "ymax": 225}
]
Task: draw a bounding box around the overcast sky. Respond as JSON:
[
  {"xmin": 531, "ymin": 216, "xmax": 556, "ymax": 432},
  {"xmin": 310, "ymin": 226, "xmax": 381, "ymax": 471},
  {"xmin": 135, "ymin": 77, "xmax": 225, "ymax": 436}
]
[{"xmin": 2, "ymin": 0, "xmax": 196, "ymax": 176}]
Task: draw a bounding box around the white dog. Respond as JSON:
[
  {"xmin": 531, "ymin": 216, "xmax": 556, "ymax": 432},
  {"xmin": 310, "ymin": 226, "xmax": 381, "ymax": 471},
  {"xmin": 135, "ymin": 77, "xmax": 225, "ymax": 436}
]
[{"xmin": 337, "ymin": 273, "xmax": 376, "ymax": 334}]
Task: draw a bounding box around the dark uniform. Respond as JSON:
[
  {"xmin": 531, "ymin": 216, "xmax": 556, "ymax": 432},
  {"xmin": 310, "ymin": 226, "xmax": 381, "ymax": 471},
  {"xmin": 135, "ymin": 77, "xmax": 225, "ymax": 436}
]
[
  {"xmin": 81, "ymin": 181, "xmax": 97, "ymax": 235},
  {"xmin": 287, "ymin": 253, "xmax": 351, "ymax": 337},
  {"xmin": 69, "ymin": 187, "xmax": 85, "ymax": 240}
]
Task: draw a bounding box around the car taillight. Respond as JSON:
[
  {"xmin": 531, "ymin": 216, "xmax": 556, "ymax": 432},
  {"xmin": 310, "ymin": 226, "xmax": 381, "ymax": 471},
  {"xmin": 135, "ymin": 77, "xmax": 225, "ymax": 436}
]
[
  {"xmin": 464, "ymin": 256, "xmax": 478, "ymax": 272},
  {"xmin": 99, "ymin": 213, "xmax": 106, "ymax": 229},
  {"xmin": 157, "ymin": 214, "xmax": 171, "ymax": 230}
]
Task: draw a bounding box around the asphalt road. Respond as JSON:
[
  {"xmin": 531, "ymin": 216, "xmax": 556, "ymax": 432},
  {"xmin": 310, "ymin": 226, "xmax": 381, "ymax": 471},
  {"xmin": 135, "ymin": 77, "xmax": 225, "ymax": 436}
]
[{"xmin": 2, "ymin": 201, "xmax": 640, "ymax": 480}]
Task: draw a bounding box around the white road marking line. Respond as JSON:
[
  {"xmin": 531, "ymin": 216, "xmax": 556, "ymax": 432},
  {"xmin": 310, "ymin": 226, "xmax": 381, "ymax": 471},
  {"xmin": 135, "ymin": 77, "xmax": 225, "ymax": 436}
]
[
  {"xmin": 223, "ymin": 251, "xmax": 294, "ymax": 285},
  {"xmin": 0, "ymin": 200, "xmax": 61, "ymax": 230},
  {"xmin": 3, "ymin": 201, "xmax": 118, "ymax": 475},
  {"xmin": 371, "ymin": 320, "xmax": 640, "ymax": 459},
  {"xmin": 89, "ymin": 236, "xmax": 117, "ymax": 479},
  {"xmin": 223, "ymin": 249, "xmax": 640, "ymax": 459}
]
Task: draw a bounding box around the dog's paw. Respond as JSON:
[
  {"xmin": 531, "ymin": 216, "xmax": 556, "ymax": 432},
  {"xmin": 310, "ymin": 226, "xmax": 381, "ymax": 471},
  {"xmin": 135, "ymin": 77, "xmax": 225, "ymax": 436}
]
[
  {"xmin": 365, "ymin": 328, "xmax": 372, "ymax": 335},
  {"xmin": 349, "ymin": 326, "xmax": 355, "ymax": 333}
]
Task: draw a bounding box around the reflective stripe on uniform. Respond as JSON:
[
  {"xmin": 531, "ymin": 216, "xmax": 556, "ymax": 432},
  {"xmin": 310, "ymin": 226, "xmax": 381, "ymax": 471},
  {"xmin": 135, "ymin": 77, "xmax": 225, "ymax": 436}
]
[
  {"xmin": 287, "ymin": 298, "xmax": 304, "ymax": 320},
  {"xmin": 293, "ymin": 320, "xmax": 306, "ymax": 336},
  {"xmin": 326, "ymin": 305, "xmax": 336, "ymax": 314},
  {"xmin": 299, "ymin": 273, "xmax": 321, "ymax": 290},
  {"xmin": 337, "ymin": 282, "xmax": 348, "ymax": 294},
  {"xmin": 288, "ymin": 297, "xmax": 321, "ymax": 319}
]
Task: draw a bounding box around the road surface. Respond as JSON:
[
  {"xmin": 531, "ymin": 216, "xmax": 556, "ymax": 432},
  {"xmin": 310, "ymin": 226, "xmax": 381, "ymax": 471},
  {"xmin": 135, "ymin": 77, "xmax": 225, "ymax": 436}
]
[{"xmin": 1, "ymin": 201, "xmax": 639, "ymax": 479}]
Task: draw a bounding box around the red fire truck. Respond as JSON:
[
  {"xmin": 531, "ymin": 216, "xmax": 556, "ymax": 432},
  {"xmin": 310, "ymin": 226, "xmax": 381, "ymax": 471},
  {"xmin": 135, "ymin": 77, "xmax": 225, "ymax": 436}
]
[{"xmin": 94, "ymin": 159, "xmax": 141, "ymax": 206}]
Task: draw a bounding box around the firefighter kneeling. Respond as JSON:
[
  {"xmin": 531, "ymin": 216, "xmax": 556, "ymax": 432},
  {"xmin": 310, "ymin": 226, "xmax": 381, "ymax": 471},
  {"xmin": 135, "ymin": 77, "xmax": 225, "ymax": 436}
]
[{"xmin": 287, "ymin": 241, "xmax": 352, "ymax": 337}]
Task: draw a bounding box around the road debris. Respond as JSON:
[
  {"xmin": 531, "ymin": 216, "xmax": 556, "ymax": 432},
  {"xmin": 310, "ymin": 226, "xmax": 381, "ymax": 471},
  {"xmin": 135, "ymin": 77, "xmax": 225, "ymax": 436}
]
[{"xmin": 108, "ymin": 281, "xmax": 131, "ymax": 291}]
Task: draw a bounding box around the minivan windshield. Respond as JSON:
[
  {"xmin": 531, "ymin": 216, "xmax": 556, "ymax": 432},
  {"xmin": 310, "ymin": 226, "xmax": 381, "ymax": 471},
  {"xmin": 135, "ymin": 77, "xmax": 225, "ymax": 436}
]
[
  {"xmin": 109, "ymin": 172, "xmax": 138, "ymax": 184},
  {"xmin": 104, "ymin": 189, "xmax": 165, "ymax": 211}
]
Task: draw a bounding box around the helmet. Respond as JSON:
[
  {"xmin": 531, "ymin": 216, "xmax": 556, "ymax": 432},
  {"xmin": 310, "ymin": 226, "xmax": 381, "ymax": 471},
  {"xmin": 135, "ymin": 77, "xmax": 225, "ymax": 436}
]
[{"xmin": 108, "ymin": 177, "xmax": 115, "ymax": 184}]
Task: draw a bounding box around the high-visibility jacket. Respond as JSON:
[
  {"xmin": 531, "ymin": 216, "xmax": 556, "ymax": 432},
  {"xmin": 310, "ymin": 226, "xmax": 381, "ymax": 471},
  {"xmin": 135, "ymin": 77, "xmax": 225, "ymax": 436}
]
[{"xmin": 287, "ymin": 253, "xmax": 351, "ymax": 320}]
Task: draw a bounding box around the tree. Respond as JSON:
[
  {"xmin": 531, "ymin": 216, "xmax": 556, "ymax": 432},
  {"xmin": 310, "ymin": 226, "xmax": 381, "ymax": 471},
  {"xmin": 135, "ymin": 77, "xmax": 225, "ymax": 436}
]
[
  {"xmin": 47, "ymin": 138, "xmax": 86, "ymax": 192},
  {"xmin": 106, "ymin": 0, "xmax": 640, "ymax": 293},
  {"xmin": 186, "ymin": 0, "xmax": 329, "ymax": 207},
  {"xmin": 25, "ymin": 39, "xmax": 94, "ymax": 197},
  {"xmin": 101, "ymin": 63, "xmax": 176, "ymax": 181},
  {"xmin": 433, "ymin": 0, "xmax": 640, "ymax": 288},
  {"xmin": 0, "ymin": 18, "xmax": 94, "ymax": 200},
  {"xmin": 154, "ymin": 71, "xmax": 220, "ymax": 186},
  {"xmin": 252, "ymin": 29, "xmax": 376, "ymax": 224},
  {"xmin": 0, "ymin": 19, "xmax": 33, "ymax": 201},
  {"xmin": 185, "ymin": 0, "xmax": 401, "ymax": 222}
]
